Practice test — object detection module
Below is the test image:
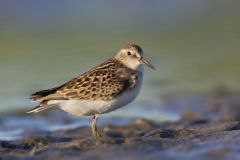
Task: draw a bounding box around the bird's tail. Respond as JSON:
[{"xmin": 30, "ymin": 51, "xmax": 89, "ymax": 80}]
[{"xmin": 27, "ymin": 103, "xmax": 55, "ymax": 114}]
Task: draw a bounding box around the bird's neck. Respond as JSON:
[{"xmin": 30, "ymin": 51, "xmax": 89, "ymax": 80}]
[
  {"xmin": 135, "ymin": 64, "xmax": 144, "ymax": 73},
  {"xmin": 116, "ymin": 60, "xmax": 144, "ymax": 73}
]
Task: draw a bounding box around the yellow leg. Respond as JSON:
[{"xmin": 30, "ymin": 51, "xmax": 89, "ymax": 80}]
[{"xmin": 91, "ymin": 114, "xmax": 101, "ymax": 139}]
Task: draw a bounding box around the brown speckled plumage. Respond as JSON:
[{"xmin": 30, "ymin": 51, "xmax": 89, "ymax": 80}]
[{"xmin": 31, "ymin": 59, "xmax": 141, "ymax": 102}]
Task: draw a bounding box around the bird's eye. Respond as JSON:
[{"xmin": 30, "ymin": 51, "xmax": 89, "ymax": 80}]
[{"xmin": 127, "ymin": 51, "xmax": 132, "ymax": 56}]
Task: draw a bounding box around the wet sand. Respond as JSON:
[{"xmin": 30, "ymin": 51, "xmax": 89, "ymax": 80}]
[{"xmin": 1, "ymin": 88, "xmax": 240, "ymax": 160}]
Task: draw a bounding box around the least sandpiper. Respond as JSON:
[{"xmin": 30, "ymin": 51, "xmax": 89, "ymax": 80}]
[{"xmin": 27, "ymin": 43, "xmax": 155, "ymax": 139}]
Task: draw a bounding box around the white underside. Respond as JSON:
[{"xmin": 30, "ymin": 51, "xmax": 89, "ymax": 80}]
[{"xmin": 48, "ymin": 67, "xmax": 144, "ymax": 116}]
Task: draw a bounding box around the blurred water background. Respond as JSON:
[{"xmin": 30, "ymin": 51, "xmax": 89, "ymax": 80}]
[{"xmin": 0, "ymin": 0, "xmax": 239, "ymax": 122}]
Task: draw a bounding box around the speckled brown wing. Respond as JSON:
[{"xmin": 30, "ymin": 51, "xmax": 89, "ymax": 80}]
[
  {"xmin": 55, "ymin": 69, "xmax": 130, "ymax": 101},
  {"xmin": 31, "ymin": 59, "xmax": 139, "ymax": 102}
]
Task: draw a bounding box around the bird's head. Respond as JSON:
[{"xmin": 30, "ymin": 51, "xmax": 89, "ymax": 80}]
[{"xmin": 115, "ymin": 43, "xmax": 155, "ymax": 71}]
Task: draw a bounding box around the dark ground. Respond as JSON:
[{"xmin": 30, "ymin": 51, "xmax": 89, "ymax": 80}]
[{"xmin": 1, "ymin": 88, "xmax": 240, "ymax": 160}]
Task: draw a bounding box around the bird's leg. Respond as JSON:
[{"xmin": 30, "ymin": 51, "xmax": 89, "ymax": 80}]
[{"xmin": 91, "ymin": 114, "xmax": 101, "ymax": 139}]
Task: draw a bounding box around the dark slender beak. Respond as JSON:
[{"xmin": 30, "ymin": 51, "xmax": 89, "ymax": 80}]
[{"xmin": 140, "ymin": 57, "xmax": 155, "ymax": 70}]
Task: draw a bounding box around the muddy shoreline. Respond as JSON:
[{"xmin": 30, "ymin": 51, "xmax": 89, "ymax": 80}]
[
  {"xmin": 2, "ymin": 118, "xmax": 240, "ymax": 160},
  {"xmin": 1, "ymin": 88, "xmax": 240, "ymax": 160}
]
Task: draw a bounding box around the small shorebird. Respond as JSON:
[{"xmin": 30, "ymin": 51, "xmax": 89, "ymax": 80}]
[{"xmin": 27, "ymin": 43, "xmax": 155, "ymax": 139}]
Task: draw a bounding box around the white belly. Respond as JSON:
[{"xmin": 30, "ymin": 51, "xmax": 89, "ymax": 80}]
[{"xmin": 48, "ymin": 74, "xmax": 143, "ymax": 116}]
